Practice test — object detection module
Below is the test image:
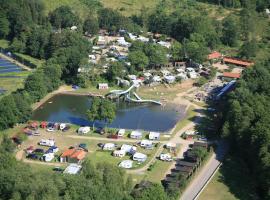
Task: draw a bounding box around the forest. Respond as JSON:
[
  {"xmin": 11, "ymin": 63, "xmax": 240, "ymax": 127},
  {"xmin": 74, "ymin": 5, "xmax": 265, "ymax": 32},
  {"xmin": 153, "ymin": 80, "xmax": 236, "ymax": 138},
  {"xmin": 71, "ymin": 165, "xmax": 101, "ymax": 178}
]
[{"xmin": 0, "ymin": 0, "xmax": 270, "ymax": 199}]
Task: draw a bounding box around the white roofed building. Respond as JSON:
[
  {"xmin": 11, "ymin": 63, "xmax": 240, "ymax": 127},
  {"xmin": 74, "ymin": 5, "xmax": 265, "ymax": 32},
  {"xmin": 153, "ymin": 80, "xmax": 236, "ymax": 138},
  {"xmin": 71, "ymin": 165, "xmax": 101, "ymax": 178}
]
[{"xmin": 149, "ymin": 132, "xmax": 160, "ymax": 140}]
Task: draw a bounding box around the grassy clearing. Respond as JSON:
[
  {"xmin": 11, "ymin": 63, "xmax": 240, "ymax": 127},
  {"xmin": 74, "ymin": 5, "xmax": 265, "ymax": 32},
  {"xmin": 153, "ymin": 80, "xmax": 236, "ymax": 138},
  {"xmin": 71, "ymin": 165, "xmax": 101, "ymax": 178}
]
[
  {"xmin": 14, "ymin": 53, "xmax": 45, "ymax": 68},
  {"xmin": 0, "ymin": 77, "xmax": 27, "ymax": 98},
  {"xmin": 199, "ymin": 156, "xmax": 258, "ymax": 200},
  {"xmin": 0, "ymin": 71, "xmax": 31, "ymax": 77},
  {"xmin": 172, "ymin": 105, "xmax": 196, "ymax": 135},
  {"xmin": 145, "ymin": 160, "xmax": 172, "ymax": 183}
]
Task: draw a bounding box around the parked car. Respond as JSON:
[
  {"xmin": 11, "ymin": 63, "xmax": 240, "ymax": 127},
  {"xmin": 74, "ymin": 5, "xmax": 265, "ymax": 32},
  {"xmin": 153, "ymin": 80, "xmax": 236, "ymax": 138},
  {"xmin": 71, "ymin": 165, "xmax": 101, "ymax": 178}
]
[
  {"xmin": 95, "ymin": 127, "xmax": 105, "ymax": 135},
  {"xmin": 27, "ymin": 153, "xmax": 38, "ymax": 160},
  {"xmin": 79, "ymin": 143, "xmax": 88, "ymax": 151},
  {"xmin": 33, "ymin": 148, "xmax": 44, "ymax": 154},
  {"xmin": 47, "ymin": 127, "xmax": 55, "ymax": 132},
  {"xmin": 62, "ymin": 126, "xmax": 70, "ymax": 132},
  {"xmin": 32, "ymin": 131, "xmax": 41, "ymax": 136}
]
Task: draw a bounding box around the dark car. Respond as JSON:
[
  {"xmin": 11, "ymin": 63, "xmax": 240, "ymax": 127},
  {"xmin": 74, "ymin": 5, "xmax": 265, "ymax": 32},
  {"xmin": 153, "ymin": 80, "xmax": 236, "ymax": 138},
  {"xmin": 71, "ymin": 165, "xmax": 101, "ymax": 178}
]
[
  {"xmin": 27, "ymin": 153, "xmax": 38, "ymax": 160},
  {"xmin": 53, "ymin": 167, "xmax": 64, "ymax": 173},
  {"xmin": 95, "ymin": 127, "xmax": 105, "ymax": 135},
  {"xmin": 79, "ymin": 143, "xmax": 88, "ymax": 151},
  {"xmin": 62, "ymin": 126, "xmax": 70, "ymax": 132},
  {"xmin": 34, "ymin": 148, "xmax": 44, "ymax": 154}
]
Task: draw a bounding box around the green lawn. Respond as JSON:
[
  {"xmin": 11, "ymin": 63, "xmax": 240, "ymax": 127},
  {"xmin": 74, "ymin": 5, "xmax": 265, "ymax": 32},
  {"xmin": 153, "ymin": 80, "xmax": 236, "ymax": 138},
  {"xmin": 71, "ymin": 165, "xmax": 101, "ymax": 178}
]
[
  {"xmin": 0, "ymin": 77, "xmax": 27, "ymax": 98},
  {"xmin": 14, "ymin": 53, "xmax": 45, "ymax": 68},
  {"xmin": 199, "ymin": 156, "xmax": 258, "ymax": 200},
  {"xmin": 145, "ymin": 160, "xmax": 171, "ymax": 183}
]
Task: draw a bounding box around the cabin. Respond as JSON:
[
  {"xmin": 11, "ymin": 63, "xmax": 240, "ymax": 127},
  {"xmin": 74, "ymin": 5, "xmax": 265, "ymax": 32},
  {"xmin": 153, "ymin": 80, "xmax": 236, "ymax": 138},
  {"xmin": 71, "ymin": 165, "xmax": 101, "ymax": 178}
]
[
  {"xmin": 176, "ymin": 160, "xmax": 197, "ymax": 168},
  {"xmin": 60, "ymin": 148, "xmax": 87, "ymax": 164},
  {"xmin": 208, "ymin": 51, "xmax": 222, "ymax": 60},
  {"xmin": 149, "ymin": 132, "xmax": 160, "ymax": 140},
  {"xmin": 222, "ymin": 72, "xmax": 241, "ymax": 80},
  {"xmin": 223, "ymin": 57, "xmax": 254, "ymax": 68},
  {"xmin": 130, "ymin": 130, "xmax": 142, "ymax": 139},
  {"xmin": 133, "ymin": 152, "xmax": 147, "ymax": 162}
]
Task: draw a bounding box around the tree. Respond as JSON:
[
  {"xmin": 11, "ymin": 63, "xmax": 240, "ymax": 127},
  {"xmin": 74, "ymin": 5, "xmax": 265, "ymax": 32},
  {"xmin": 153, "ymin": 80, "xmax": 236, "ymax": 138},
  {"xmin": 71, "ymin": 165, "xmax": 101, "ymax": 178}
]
[
  {"xmin": 0, "ymin": 11, "xmax": 9, "ymax": 38},
  {"xmin": 221, "ymin": 16, "xmax": 239, "ymax": 47},
  {"xmin": 128, "ymin": 51, "xmax": 149, "ymax": 71},
  {"xmin": 49, "ymin": 6, "xmax": 80, "ymax": 29},
  {"xmin": 239, "ymin": 39, "xmax": 258, "ymax": 59},
  {"xmin": 86, "ymin": 97, "xmax": 116, "ymax": 126},
  {"xmin": 83, "ymin": 16, "xmax": 99, "ymax": 35},
  {"xmin": 170, "ymin": 41, "xmax": 183, "ymax": 61},
  {"xmin": 106, "ymin": 62, "xmax": 125, "ymax": 84},
  {"xmin": 144, "ymin": 44, "xmax": 168, "ymax": 67}
]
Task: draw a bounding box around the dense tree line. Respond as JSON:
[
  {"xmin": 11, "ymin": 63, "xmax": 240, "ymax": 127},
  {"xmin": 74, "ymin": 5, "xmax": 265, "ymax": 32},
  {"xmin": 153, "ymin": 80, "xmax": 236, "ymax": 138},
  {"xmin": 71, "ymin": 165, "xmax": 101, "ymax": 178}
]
[{"xmin": 221, "ymin": 61, "xmax": 270, "ymax": 199}]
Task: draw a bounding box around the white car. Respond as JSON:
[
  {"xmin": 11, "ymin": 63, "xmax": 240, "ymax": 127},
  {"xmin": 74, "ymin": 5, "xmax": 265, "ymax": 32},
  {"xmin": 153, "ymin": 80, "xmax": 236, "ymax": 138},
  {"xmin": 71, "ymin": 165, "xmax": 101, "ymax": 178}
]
[{"xmin": 47, "ymin": 127, "xmax": 55, "ymax": 132}]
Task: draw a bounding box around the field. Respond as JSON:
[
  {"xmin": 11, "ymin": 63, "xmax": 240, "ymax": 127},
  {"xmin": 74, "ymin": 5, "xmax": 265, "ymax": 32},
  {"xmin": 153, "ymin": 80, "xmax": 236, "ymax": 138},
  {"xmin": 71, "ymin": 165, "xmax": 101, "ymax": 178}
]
[
  {"xmin": 199, "ymin": 156, "xmax": 258, "ymax": 200},
  {"xmin": 0, "ymin": 76, "xmax": 28, "ymax": 98}
]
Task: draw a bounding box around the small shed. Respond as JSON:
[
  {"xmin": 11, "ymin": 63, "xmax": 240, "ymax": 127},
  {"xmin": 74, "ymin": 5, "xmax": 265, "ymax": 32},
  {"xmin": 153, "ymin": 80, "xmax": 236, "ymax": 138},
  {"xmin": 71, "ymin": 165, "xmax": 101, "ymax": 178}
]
[
  {"xmin": 130, "ymin": 130, "xmax": 142, "ymax": 139},
  {"xmin": 149, "ymin": 132, "xmax": 160, "ymax": 140},
  {"xmin": 119, "ymin": 160, "xmax": 133, "ymax": 169},
  {"xmin": 133, "ymin": 152, "xmax": 147, "ymax": 162},
  {"xmin": 98, "ymin": 83, "xmax": 109, "ymax": 90}
]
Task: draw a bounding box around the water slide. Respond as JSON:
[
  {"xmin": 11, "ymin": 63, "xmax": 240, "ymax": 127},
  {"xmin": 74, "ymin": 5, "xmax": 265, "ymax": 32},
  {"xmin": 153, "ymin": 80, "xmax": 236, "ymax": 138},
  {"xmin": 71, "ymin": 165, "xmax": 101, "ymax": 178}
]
[{"xmin": 107, "ymin": 83, "xmax": 162, "ymax": 105}]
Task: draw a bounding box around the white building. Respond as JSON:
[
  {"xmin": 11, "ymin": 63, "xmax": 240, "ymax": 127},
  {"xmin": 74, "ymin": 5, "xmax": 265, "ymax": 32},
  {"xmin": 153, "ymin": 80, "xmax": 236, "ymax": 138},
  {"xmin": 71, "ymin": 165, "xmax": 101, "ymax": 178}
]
[
  {"xmin": 143, "ymin": 72, "xmax": 152, "ymax": 79},
  {"xmin": 121, "ymin": 144, "xmax": 137, "ymax": 155},
  {"xmin": 130, "ymin": 130, "xmax": 142, "ymax": 139},
  {"xmin": 70, "ymin": 26, "xmax": 77, "ymax": 31},
  {"xmin": 118, "ymin": 129, "xmax": 126, "ymax": 137},
  {"xmin": 98, "ymin": 83, "xmax": 109, "ymax": 90},
  {"xmin": 128, "ymin": 33, "xmax": 137, "ymax": 40},
  {"xmin": 137, "ymin": 35, "xmax": 149, "ymax": 43},
  {"xmin": 152, "ymin": 75, "xmax": 162, "ymax": 82},
  {"xmin": 78, "ymin": 127, "xmax": 90, "ymax": 134},
  {"xmin": 157, "ymin": 41, "xmax": 171, "ymax": 48},
  {"xmin": 149, "ymin": 132, "xmax": 160, "ymax": 140},
  {"xmin": 140, "ymin": 140, "xmax": 153, "ymax": 149},
  {"xmin": 113, "ymin": 150, "xmax": 126, "ymax": 157},
  {"xmin": 103, "ymin": 143, "xmax": 115, "ymax": 151},
  {"xmin": 133, "ymin": 152, "xmax": 147, "ymax": 162},
  {"xmin": 188, "ymin": 72, "xmax": 198, "ymax": 79},
  {"xmin": 119, "ymin": 160, "xmax": 133, "ymax": 169},
  {"xmin": 160, "ymin": 153, "xmax": 172, "ymax": 161},
  {"xmin": 186, "ymin": 67, "xmax": 195, "ymax": 73},
  {"xmin": 64, "ymin": 164, "xmax": 82, "ymax": 175}
]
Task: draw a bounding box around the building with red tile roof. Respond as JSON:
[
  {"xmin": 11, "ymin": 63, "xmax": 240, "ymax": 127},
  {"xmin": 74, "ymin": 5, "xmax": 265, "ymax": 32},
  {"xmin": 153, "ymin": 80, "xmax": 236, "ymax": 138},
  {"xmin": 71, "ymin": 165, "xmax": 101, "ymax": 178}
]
[
  {"xmin": 208, "ymin": 51, "xmax": 222, "ymax": 60},
  {"xmin": 222, "ymin": 72, "xmax": 241, "ymax": 79},
  {"xmin": 223, "ymin": 57, "xmax": 254, "ymax": 67},
  {"xmin": 60, "ymin": 148, "xmax": 87, "ymax": 163}
]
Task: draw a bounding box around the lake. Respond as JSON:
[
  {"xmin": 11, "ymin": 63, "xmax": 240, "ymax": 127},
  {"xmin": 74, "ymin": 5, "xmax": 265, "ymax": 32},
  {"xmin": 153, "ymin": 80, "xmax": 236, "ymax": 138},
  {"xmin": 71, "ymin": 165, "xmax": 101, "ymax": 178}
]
[{"xmin": 32, "ymin": 94, "xmax": 187, "ymax": 132}]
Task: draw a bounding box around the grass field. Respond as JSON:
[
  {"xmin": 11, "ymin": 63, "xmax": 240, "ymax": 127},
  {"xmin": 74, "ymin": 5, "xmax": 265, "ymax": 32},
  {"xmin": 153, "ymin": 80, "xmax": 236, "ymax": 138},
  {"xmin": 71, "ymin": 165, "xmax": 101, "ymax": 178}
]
[
  {"xmin": 0, "ymin": 77, "xmax": 27, "ymax": 98},
  {"xmin": 14, "ymin": 53, "xmax": 45, "ymax": 68},
  {"xmin": 199, "ymin": 156, "xmax": 258, "ymax": 200}
]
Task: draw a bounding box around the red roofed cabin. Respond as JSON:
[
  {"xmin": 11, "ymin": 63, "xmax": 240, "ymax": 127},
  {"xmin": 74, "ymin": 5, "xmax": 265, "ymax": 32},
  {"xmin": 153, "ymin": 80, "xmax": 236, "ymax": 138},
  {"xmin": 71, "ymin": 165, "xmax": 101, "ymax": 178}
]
[
  {"xmin": 222, "ymin": 72, "xmax": 241, "ymax": 79},
  {"xmin": 60, "ymin": 148, "xmax": 87, "ymax": 164},
  {"xmin": 208, "ymin": 51, "xmax": 222, "ymax": 60},
  {"xmin": 223, "ymin": 57, "xmax": 254, "ymax": 67}
]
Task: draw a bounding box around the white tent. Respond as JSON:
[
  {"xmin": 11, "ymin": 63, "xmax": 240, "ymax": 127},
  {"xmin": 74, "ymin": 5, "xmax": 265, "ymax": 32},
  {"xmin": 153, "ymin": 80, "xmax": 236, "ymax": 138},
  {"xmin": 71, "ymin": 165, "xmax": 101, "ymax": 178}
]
[
  {"xmin": 43, "ymin": 153, "xmax": 54, "ymax": 162},
  {"xmin": 119, "ymin": 160, "xmax": 133, "ymax": 169},
  {"xmin": 103, "ymin": 143, "xmax": 115, "ymax": 151},
  {"xmin": 133, "ymin": 152, "xmax": 147, "ymax": 162},
  {"xmin": 121, "ymin": 144, "xmax": 137, "ymax": 155},
  {"xmin": 39, "ymin": 139, "xmax": 55, "ymax": 147},
  {"xmin": 164, "ymin": 75, "xmax": 176, "ymax": 84},
  {"xmin": 113, "ymin": 150, "xmax": 126, "ymax": 157},
  {"xmin": 160, "ymin": 153, "xmax": 172, "ymax": 161},
  {"xmin": 64, "ymin": 164, "xmax": 82, "ymax": 175}
]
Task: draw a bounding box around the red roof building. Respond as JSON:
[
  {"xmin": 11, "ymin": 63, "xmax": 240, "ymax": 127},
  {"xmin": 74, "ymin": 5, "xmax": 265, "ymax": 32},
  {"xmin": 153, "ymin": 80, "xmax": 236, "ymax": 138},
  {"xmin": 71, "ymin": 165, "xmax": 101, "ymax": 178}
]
[
  {"xmin": 60, "ymin": 148, "xmax": 87, "ymax": 163},
  {"xmin": 208, "ymin": 51, "xmax": 222, "ymax": 60},
  {"xmin": 223, "ymin": 57, "xmax": 254, "ymax": 67},
  {"xmin": 222, "ymin": 72, "xmax": 241, "ymax": 79}
]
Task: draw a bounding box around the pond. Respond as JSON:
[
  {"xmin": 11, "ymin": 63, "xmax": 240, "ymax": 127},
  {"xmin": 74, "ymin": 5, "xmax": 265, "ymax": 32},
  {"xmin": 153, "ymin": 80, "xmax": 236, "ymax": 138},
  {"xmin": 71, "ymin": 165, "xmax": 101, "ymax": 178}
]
[{"xmin": 32, "ymin": 94, "xmax": 187, "ymax": 132}]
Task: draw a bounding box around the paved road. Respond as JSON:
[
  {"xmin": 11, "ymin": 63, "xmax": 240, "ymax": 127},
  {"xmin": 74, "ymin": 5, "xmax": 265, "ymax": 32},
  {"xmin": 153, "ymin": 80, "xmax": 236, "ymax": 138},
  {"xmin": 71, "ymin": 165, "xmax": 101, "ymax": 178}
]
[{"xmin": 180, "ymin": 141, "xmax": 228, "ymax": 200}]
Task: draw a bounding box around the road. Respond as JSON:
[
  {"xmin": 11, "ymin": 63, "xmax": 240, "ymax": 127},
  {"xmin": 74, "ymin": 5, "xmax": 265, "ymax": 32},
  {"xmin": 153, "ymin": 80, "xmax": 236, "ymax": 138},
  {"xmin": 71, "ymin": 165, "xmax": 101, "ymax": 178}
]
[{"xmin": 180, "ymin": 141, "xmax": 228, "ymax": 200}]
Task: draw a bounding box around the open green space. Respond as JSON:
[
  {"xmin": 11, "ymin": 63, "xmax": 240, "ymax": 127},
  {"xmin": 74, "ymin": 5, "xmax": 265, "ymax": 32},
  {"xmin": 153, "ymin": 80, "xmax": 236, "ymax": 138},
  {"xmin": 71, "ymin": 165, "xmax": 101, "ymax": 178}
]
[
  {"xmin": 199, "ymin": 156, "xmax": 258, "ymax": 200},
  {"xmin": 14, "ymin": 53, "xmax": 45, "ymax": 68},
  {"xmin": 0, "ymin": 77, "xmax": 27, "ymax": 98}
]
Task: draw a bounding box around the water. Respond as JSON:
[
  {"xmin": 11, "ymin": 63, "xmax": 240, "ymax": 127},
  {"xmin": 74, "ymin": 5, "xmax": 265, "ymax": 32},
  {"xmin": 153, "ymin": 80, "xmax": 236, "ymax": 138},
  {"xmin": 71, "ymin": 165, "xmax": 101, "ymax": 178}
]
[
  {"xmin": 0, "ymin": 58, "xmax": 23, "ymax": 74},
  {"xmin": 32, "ymin": 94, "xmax": 187, "ymax": 132}
]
